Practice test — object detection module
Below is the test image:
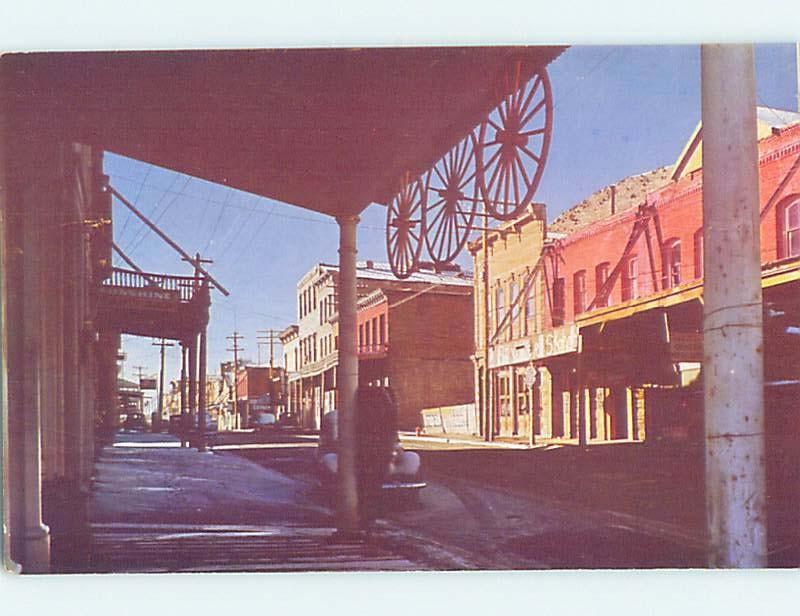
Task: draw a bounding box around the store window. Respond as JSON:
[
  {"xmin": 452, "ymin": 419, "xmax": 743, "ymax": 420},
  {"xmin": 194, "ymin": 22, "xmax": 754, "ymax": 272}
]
[
  {"xmin": 498, "ymin": 373, "xmax": 511, "ymax": 417},
  {"xmin": 516, "ymin": 371, "xmax": 529, "ymax": 416}
]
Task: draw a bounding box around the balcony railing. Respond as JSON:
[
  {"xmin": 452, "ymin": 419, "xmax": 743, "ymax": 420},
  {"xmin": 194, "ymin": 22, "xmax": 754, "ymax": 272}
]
[
  {"xmin": 357, "ymin": 343, "xmax": 389, "ymax": 356},
  {"xmin": 101, "ymin": 267, "xmax": 200, "ymax": 303}
]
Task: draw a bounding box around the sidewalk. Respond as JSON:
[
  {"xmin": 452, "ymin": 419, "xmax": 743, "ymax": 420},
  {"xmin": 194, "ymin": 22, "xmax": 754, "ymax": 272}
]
[{"xmin": 86, "ymin": 432, "xmax": 471, "ymax": 573}]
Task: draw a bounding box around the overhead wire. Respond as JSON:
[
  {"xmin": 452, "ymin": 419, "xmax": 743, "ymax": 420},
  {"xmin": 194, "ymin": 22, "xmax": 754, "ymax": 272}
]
[
  {"xmin": 115, "ymin": 163, "xmax": 153, "ymax": 247},
  {"xmin": 122, "ymin": 171, "xmax": 186, "ymax": 255}
]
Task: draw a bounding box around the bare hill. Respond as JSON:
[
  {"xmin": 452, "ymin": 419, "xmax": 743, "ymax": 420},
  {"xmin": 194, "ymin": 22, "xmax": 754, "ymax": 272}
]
[{"xmin": 549, "ymin": 167, "xmax": 672, "ymax": 235}]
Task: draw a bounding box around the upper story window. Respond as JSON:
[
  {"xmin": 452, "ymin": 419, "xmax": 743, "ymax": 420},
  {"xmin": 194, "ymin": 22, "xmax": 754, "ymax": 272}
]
[
  {"xmin": 595, "ymin": 262, "xmax": 611, "ymax": 308},
  {"xmin": 662, "ymin": 239, "xmax": 681, "ymax": 288},
  {"xmin": 379, "ymin": 314, "xmax": 386, "ymax": 345},
  {"xmin": 495, "ymin": 285, "xmax": 505, "ymax": 330},
  {"xmin": 622, "ymin": 256, "xmax": 638, "ymax": 301},
  {"xmin": 510, "ymin": 281, "xmax": 520, "ymax": 338},
  {"xmin": 552, "ymin": 277, "xmax": 565, "ymax": 326},
  {"xmin": 573, "ymin": 270, "xmax": 587, "ymax": 315},
  {"xmin": 694, "ymin": 229, "xmax": 704, "ymax": 279},
  {"xmin": 524, "ymin": 284, "xmax": 536, "ymax": 335},
  {"xmin": 782, "ymin": 199, "xmax": 800, "ymax": 259}
]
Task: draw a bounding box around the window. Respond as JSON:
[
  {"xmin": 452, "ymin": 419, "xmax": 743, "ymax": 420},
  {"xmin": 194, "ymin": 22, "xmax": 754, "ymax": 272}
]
[
  {"xmin": 783, "ymin": 200, "xmax": 800, "ymax": 258},
  {"xmin": 595, "ymin": 262, "xmax": 611, "ymax": 307},
  {"xmin": 694, "ymin": 229, "xmax": 704, "ymax": 279},
  {"xmin": 364, "ymin": 319, "xmax": 371, "ymax": 348},
  {"xmin": 498, "ymin": 373, "xmax": 511, "ymax": 417},
  {"xmin": 524, "ymin": 276, "xmax": 536, "ymax": 335},
  {"xmin": 495, "ymin": 285, "xmax": 505, "ymax": 330},
  {"xmin": 516, "ymin": 371, "xmax": 529, "ymax": 415},
  {"xmin": 573, "ymin": 270, "xmax": 587, "ymax": 315},
  {"xmin": 358, "ymin": 324, "xmax": 364, "ymax": 349},
  {"xmin": 379, "ymin": 314, "xmax": 386, "ymax": 345},
  {"xmin": 372, "ymin": 318, "xmax": 378, "ymax": 349},
  {"xmin": 552, "ymin": 277, "xmax": 565, "ymax": 326},
  {"xmin": 662, "ymin": 239, "xmax": 681, "ymax": 288},
  {"xmin": 510, "ymin": 281, "xmax": 520, "ymax": 338},
  {"xmin": 622, "ymin": 256, "xmax": 638, "ymax": 301}
]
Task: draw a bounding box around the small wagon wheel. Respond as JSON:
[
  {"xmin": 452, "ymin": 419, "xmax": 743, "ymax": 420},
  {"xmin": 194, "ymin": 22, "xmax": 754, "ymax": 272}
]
[
  {"xmin": 476, "ymin": 62, "xmax": 553, "ymax": 221},
  {"xmin": 386, "ymin": 172, "xmax": 426, "ymax": 279},
  {"xmin": 424, "ymin": 133, "xmax": 479, "ymax": 264}
]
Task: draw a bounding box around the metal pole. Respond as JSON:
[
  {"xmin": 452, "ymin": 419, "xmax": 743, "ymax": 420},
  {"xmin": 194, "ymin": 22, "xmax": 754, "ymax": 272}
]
[
  {"xmin": 701, "ymin": 43, "xmax": 767, "ymax": 568},
  {"xmin": 335, "ymin": 214, "xmax": 360, "ymax": 535}
]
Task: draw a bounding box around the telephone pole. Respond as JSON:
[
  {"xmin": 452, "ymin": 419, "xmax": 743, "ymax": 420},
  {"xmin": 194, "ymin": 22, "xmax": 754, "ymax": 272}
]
[
  {"xmin": 226, "ymin": 331, "xmax": 244, "ymax": 426},
  {"xmin": 256, "ymin": 329, "xmax": 281, "ymax": 369},
  {"xmin": 152, "ymin": 339, "xmax": 175, "ymax": 430},
  {"xmin": 133, "ymin": 365, "xmax": 147, "ymax": 413}
]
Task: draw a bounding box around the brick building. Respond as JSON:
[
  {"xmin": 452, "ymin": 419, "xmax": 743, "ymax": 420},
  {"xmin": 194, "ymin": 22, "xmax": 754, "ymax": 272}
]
[
  {"xmin": 479, "ymin": 107, "xmax": 800, "ymax": 445},
  {"xmin": 285, "ymin": 261, "xmax": 473, "ymax": 430},
  {"xmin": 235, "ymin": 365, "xmax": 285, "ymax": 426}
]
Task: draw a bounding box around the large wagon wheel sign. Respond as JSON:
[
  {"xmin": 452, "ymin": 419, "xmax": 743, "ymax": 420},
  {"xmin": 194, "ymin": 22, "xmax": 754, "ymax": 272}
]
[
  {"xmin": 386, "ymin": 172, "xmax": 426, "ymax": 279},
  {"xmin": 424, "ymin": 133, "xmax": 479, "ymax": 264},
  {"xmin": 476, "ymin": 62, "xmax": 553, "ymax": 220}
]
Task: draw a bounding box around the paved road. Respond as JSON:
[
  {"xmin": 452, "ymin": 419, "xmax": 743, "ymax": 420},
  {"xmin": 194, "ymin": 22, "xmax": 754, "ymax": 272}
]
[{"xmin": 225, "ymin": 431, "xmax": 709, "ymax": 569}]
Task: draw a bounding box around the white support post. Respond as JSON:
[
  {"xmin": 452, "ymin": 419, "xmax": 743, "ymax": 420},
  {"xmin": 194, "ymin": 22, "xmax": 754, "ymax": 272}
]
[
  {"xmin": 335, "ymin": 214, "xmax": 360, "ymax": 535},
  {"xmin": 701, "ymin": 43, "xmax": 767, "ymax": 568}
]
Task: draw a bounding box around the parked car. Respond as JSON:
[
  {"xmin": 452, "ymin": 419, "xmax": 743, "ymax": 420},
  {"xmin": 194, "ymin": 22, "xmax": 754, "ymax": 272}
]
[
  {"xmin": 123, "ymin": 412, "xmax": 147, "ymax": 432},
  {"xmin": 316, "ymin": 409, "xmax": 426, "ymax": 497},
  {"xmin": 253, "ymin": 412, "xmax": 277, "ymax": 431}
]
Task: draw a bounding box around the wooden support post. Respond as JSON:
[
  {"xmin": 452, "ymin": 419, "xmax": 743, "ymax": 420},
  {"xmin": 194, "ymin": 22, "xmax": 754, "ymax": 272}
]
[{"xmin": 198, "ymin": 328, "xmax": 207, "ymax": 451}]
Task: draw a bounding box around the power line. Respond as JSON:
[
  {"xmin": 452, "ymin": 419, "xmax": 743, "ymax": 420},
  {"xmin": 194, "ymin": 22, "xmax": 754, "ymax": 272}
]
[
  {"xmin": 116, "ymin": 164, "xmax": 154, "ymax": 247},
  {"xmin": 125, "ymin": 173, "xmax": 190, "ymax": 257},
  {"xmin": 106, "ymin": 171, "xmax": 386, "ymax": 231}
]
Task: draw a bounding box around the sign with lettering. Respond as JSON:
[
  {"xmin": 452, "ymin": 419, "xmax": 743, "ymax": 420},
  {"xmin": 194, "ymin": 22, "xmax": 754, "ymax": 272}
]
[
  {"xmin": 488, "ymin": 340, "xmax": 531, "ymax": 369},
  {"xmin": 670, "ymin": 332, "xmax": 703, "ymax": 363},
  {"xmin": 532, "ymin": 324, "xmax": 579, "ymax": 360}
]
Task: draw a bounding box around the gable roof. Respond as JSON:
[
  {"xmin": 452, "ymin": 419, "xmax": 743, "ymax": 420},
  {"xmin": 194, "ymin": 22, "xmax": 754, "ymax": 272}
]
[{"xmin": 671, "ymin": 106, "xmax": 800, "ymax": 181}]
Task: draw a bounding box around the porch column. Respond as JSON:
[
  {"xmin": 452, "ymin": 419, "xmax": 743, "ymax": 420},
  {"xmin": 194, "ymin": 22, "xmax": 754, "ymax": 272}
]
[
  {"xmin": 188, "ymin": 334, "xmax": 198, "ymax": 440},
  {"xmin": 5, "ymin": 143, "xmax": 52, "ymax": 571},
  {"xmin": 577, "ymin": 336, "xmax": 590, "ymax": 446},
  {"xmin": 701, "ymin": 44, "xmax": 766, "ymax": 567},
  {"xmin": 198, "ymin": 328, "xmax": 207, "ymax": 451},
  {"xmin": 180, "ymin": 344, "xmax": 187, "ymax": 445},
  {"xmin": 335, "ymin": 214, "xmax": 359, "ymax": 535}
]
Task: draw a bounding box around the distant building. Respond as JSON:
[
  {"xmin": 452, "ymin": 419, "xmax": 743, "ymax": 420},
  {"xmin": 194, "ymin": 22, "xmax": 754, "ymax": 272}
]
[
  {"xmin": 285, "ymin": 260, "xmax": 473, "ymax": 430},
  {"xmin": 234, "ymin": 365, "xmax": 285, "ymax": 426}
]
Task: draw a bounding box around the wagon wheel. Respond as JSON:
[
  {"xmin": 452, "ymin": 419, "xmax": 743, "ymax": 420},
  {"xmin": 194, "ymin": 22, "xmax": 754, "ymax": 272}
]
[
  {"xmin": 386, "ymin": 172, "xmax": 426, "ymax": 279},
  {"xmin": 476, "ymin": 62, "xmax": 553, "ymax": 221},
  {"xmin": 424, "ymin": 133, "xmax": 479, "ymax": 264}
]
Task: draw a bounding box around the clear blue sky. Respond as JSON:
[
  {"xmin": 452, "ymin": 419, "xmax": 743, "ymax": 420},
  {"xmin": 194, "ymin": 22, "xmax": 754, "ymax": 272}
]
[{"xmin": 108, "ymin": 44, "xmax": 799, "ymax": 388}]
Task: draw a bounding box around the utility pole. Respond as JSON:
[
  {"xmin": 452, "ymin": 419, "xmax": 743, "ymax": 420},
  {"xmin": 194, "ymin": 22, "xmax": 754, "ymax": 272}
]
[
  {"xmin": 133, "ymin": 365, "xmax": 146, "ymax": 413},
  {"xmin": 257, "ymin": 329, "xmax": 281, "ymax": 369},
  {"xmin": 152, "ymin": 339, "xmax": 175, "ymax": 430},
  {"xmin": 226, "ymin": 332, "xmax": 244, "ymax": 427},
  {"xmin": 701, "ymin": 44, "xmax": 766, "ymax": 567},
  {"xmin": 258, "ymin": 329, "xmax": 282, "ymax": 415}
]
